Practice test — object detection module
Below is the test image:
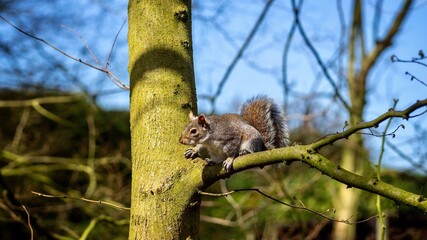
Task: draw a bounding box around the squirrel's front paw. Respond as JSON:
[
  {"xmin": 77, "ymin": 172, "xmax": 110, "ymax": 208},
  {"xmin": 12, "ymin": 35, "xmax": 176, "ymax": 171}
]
[
  {"xmin": 222, "ymin": 158, "xmax": 235, "ymax": 172},
  {"xmin": 184, "ymin": 148, "xmax": 198, "ymax": 159}
]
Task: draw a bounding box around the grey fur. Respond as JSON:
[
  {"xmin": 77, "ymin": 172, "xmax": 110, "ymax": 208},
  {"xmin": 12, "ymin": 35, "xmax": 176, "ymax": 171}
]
[{"xmin": 180, "ymin": 95, "xmax": 290, "ymax": 172}]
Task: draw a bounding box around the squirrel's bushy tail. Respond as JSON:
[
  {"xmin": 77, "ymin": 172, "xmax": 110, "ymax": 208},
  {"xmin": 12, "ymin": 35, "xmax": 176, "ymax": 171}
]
[{"xmin": 241, "ymin": 95, "xmax": 290, "ymax": 149}]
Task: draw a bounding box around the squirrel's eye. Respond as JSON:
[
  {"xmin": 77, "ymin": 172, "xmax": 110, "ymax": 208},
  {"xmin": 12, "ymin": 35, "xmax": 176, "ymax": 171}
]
[{"xmin": 190, "ymin": 128, "xmax": 197, "ymax": 135}]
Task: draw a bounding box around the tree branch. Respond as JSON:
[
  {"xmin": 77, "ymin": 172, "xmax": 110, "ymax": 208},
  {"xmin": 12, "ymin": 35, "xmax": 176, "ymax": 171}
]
[
  {"xmin": 291, "ymin": 0, "xmax": 351, "ymax": 112},
  {"xmin": 311, "ymin": 98, "xmax": 427, "ymax": 150},
  {"xmin": 201, "ymin": 98, "xmax": 427, "ymax": 212},
  {"xmin": 361, "ymin": 0, "xmax": 413, "ymax": 78},
  {"xmin": 199, "ymin": 189, "xmax": 378, "ymax": 224},
  {"xmin": 282, "ymin": 0, "xmax": 303, "ymax": 110},
  {"xmin": 0, "ymin": 15, "xmax": 129, "ymax": 90},
  {"xmin": 31, "ymin": 191, "xmax": 130, "ymax": 211}
]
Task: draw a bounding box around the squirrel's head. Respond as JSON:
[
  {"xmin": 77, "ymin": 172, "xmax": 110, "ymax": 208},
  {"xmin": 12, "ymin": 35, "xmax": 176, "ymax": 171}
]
[{"xmin": 179, "ymin": 112, "xmax": 211, "ymax": 145}]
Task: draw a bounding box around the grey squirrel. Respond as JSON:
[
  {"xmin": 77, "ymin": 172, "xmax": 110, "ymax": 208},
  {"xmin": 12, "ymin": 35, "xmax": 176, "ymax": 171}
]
[{"xmin": 179, "ymin": 95, "xmax": 290, "ymax": 172}]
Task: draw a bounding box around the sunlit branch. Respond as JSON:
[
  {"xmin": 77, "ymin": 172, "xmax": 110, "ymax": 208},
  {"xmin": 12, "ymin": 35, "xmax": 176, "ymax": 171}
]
[
  {"xmin": 9, "ymin": 107, "xmax": 30, "ymax": 152},
  {"xmin": 0, "ymin": 95, "xmax": 83, "ymax": 108},
  {"xmin": 0, "ymin": 95, "xmax": 82, "ymax": 127},
  {"xmin": 201, "ymin": 98, "xmax": 427, "ymax": 212},
  {"xmin": 31, "ymin": 191, "xmax": 130, "ymax": 211},
  {"xmin": 79, "ymin": 215, "xmax": 129, "ymax": 239},
  {"xmin": 375, "ymin": 99, "xmax": 397, "ymax": 240},
  {"xmin": 311, "ymin": 98, "xmax": 427, "ymax": 150}
]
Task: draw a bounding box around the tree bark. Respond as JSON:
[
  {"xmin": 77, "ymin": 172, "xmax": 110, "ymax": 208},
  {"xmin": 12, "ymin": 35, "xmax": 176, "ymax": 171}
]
[
  {"xmin": 128, "ymin": 0, "xmax": 200, "ymax": 239},
  {"xmin": 332, "ymin": 2, "xmax": 365, "ymax": 239}
]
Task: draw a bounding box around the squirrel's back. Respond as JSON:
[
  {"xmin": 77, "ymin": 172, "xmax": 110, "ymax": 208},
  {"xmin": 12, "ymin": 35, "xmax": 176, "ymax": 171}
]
[{"xmin": 241, "ymin": 95, "xmax": 290, "ymax": 149}]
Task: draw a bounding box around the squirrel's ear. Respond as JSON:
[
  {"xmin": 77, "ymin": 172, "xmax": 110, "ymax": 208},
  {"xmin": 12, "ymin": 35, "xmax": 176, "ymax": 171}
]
[
  {"xmin": 197, "ymin": 115, "xmax": 210, "ymax": 128},
  {"xmin": 188, "ymin": 111, "xmax": 197, "ymax": 120}
]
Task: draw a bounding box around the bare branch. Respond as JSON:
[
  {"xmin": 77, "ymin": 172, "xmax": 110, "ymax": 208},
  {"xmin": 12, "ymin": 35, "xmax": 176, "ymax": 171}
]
[
  {"xmin": 372, "ymin": 0, "xmax": 384, "ymax": 42},
  {"xmin": 61, "ymin": 24, "xmax": 103, "ymax": 67},
  {"xmin": 0, "ymin": 95, "xmax": 83, "ymax": 108},
  {"xmin": 391, "ymin": 51, "xmax": 427, "ymax": 87},
  {"xmin": 201, "ymin": 99, "xmax": 427, "ymax": 213},
  {"xmin": 212, "ymin": 0, "xmax": 275, "ymax": 107},
  {"xmin": 107, "ymin": 19, "xmax": 127, "ymax": 69},
  {"xmin": 290, "ymin": 0, "xmax": 351, "ymax": 111},
  {"xmin": 9, "ymin": 107, "xmax": 30, "ymax": 151},
  {"xmin": 404, "ymin": 72, "xmax": 427, "ymax": 87},
  {"xmin": 386, "ymin": 140, "xmax": 427, "ymax": 174},
  {"xmin": 0, "ymin": 95, "xmax": 81, "ymax": 127},
  {"xmin": 0, "ymin": 15, "xmax": 129, "ymax": 90},
  {"xmin": 375, "ymin": 99, "xmax": 397, "ymax": 239},
  {"xmin": 31, "ymin": 191, "xmax": 130, "ymax": 211},
  {"xmin": 21, "ymin": 205, "xmax": 34, "ymax": 240},
  {"xmin": 198, "ymin": 189, "xmax": 378, "ymax": 225},
  {"xmin": 361, "ymin": 0, "xmax": 413, "ymax": 78},
  {"xmin": 282, "ymin": 0, "xmax": 303, "ymax": 110},
  {"xmin": 311, "ymin": 98, "xmax": 427, "ymax": 150}
]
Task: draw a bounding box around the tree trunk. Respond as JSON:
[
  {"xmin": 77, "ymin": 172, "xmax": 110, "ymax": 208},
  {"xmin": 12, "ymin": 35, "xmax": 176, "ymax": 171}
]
[
  {"xmin": 332, "ymin": 136, "xmax": 366, "ymax": 240},
  {"xmin": 127, "ymin": 0, "xmax": 200, "ymax": 239},
  {"xmin": 332, "ymin": 1, "xmax": 366, "ymax": 239}
]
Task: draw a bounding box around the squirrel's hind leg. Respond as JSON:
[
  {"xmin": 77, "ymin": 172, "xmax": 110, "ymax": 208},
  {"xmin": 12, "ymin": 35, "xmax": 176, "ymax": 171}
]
[{"xmin": 239, "ymin": 149, "xmax": 251, "ymax": 156}]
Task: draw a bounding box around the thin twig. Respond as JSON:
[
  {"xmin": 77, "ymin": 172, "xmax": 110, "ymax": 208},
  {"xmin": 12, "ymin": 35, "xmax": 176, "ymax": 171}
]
[
  {"xmin": 62, "ymin": 24, "xmax": 103, "ymax": 69},
  {"xmin": 0, "ymin": 95, "xmax": 83, "ymax": 108},
  {"xmin": 311, "ymin": 98, "xmax": 427, "ymax": 150},
  {"xmin": 0, "ymin": 15, "xmax": 129, "ymax": 90},
  {"xmin": 282, "ymin": 0, "xmax": 303, "ymax": 110},
  {"xmin": 391, "ymin": 53, "xmax": 427, "ymax": 68},
  {"xmin": 107, "ymin": 19, "xmax": 127, "ymax": 69},
  {"xmin": 405, "ymin": 72, "xmax": 427, "ymax": 87},
  {"xmin": 31, "ymin": 101, "xmax": 75, "ymax": 127},
  {"xmin": 372, "ymin": 0, "xmax": 384, "ymax": 42},
  {"xmin": 360, "ymin": 0, "xmax": 413, "ymax": 79},
  {"xmin": 386, "ymin": 140, "xmax": 427, "ymax": 174},
  {"xmin": 290, "ymin": 0, "xmax": 351, "ymax": 111},
  {"xmin": 31, "ymin": 191, "xmax": 130, "ymax": 211},
  {"xmin": 336, "ymin": 0, "xmax": 347, "ymax": 93},
  {"xmin": 356, "ymin": 124, "xmax": 404, "ymax": 137},
  {"xmin": 376, "ymin": 99, "xmax": 397, "ymax": 240},
  {"xmin": 198, "ymin": 189, "xmax": 378, "ymax": 225},
  {"xmin": 22, "ymin": 205, "xmax": 34, "ymax": 240},
  {"xmin": 10, "ymin": 107, "xmax": 30, "ymax": 151},
  {"xmin": 212, "ymin": 0, "xmax": 275, "ymax": 107}
]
